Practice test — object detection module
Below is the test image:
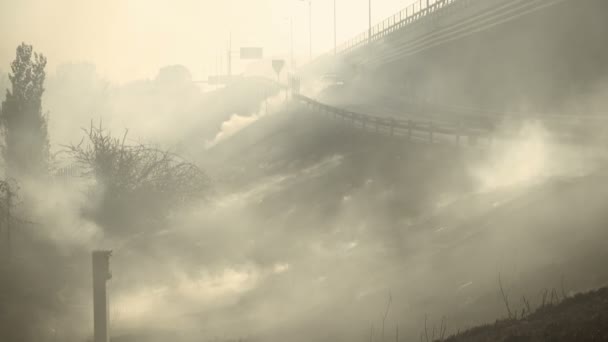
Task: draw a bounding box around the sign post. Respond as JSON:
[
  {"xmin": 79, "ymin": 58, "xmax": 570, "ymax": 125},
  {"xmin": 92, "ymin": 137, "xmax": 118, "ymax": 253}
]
[{"xmin": 272, "ymin": 59, "xmax": 285, "ymax": 83}]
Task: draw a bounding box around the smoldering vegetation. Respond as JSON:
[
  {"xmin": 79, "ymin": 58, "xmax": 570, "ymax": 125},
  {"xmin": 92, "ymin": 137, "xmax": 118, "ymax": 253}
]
[{"xmin": 189, "ymin": 99, "xmax": 608, "ymax": 342}]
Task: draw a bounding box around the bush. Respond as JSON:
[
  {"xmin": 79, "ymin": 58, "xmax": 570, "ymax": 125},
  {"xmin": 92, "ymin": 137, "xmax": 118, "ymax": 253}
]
[{"xmin": 66, "ymin": 122, "xmax": 210, "ymax": 233}]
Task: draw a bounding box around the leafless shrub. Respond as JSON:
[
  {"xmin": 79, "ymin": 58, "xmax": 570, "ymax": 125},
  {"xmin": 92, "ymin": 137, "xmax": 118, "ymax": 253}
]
[
  {"xmin": 521, "ymin": 296, "xmax": 531, "ymax": 317},
  {"xmin": 421, "ymin": 315, "xmax": 448, "ymax": 342},
  {"xmin": 424, "ymin": 314, "xmax": 429, "ymax": 342},
  {"xmin": 560, "ymin": 275, "xmax": 568, "ymax": 300},
  {"xmin": 65, "ymin": 121, "xmax": 211, "ymax": 232},
  {"xmin": 395, "ymin": 324, "xmax": 398, "ymax": 342},
  {"xmin": 370, "ymin": 324, "xmax": 374, "ymax": 342},
  {"xmin": 540, "ymin": 288, "xmax": 549, "ymax": 308},
  {"xmin": 0, "ymin": 178, "xmax": 18, "ymax": 205},
  {"xmin": 382, "ymin": 292, "xmax": 392, "ymax": 342},
  {"xmin": 550, "ymin": 288, "xmax": 558, "ymax": 305}
]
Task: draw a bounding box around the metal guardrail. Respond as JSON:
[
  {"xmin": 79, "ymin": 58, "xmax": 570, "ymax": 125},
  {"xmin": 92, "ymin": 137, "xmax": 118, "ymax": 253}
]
[
  {"xmin": 294, "ymin": 93, "xmax": 490, "ymax": 146},
  {"xmin": 337, "ymin": 0, "xmax": 461, "ymax": 54},
  {"xmin": 294, "ymin": 92, "xmax": 608, "ymax": 146}
]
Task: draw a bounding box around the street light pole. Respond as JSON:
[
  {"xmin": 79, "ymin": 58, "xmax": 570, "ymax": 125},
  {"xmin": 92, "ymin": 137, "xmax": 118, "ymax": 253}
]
[
  {"xmin": 284, "ymin": 17, "xmax": 295, "ymax": 70},
  {"xmin": 334, "ymin": 0, "xmax": 337, "ymax": 55},
  {"xmin": 308, "ymin": 1, "xmax": 312, "ymax": 60},
  {"xmin": 227, "ymin": 31, "xmax": 232, "ymax": 76},
  {"xmin": 300, "ymin": 0, "xmax": 312, "ymax": 61},
  {"xmin": 291, "ymin": 17, "xmax": 295, "ymax": 69},
  {"xmin": 368, "ymin": 0, "xmax": 372, "ymax": 44},
  {"xmin": 298, "ymin": 0, "xmax": 313, "ymax": 61}
]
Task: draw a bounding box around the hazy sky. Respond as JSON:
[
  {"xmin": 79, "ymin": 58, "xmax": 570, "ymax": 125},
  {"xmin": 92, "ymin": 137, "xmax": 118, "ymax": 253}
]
[{"xmin": 0, "ymin": 0, "xmax": 411, "ymax": 82}]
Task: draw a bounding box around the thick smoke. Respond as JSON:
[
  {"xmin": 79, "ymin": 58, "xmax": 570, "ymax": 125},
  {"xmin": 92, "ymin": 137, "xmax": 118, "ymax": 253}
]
[
  {"xmin": 205, "ymin": 92, "xmax": 287, "ymax": 149},
  {"xmin": 4, "ymin": 15, "xmax": 608, "ymax": 342}
]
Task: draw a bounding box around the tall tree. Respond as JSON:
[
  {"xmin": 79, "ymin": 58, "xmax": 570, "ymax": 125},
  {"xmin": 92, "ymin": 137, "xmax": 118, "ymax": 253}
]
[{"xmin": 1, "ymin": 43, "xmax": 49, "ymax": 176}]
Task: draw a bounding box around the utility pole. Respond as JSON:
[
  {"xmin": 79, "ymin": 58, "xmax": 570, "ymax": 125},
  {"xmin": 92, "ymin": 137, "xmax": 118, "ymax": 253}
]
[
  {"xmin": 298, "ymin": 0, "xmax": 312, "ymax": 61},
  {"xmin": 220, "ymin": 53, "xmax": 223, "ymax": 77},
  {"xmin": 284, "ymin": 17, "xmax": 295, "ymax": 69},
  {"xmin": 217, "ymin": 53, "xmax": 221, "ymax": 77},
  {"xmin": 218, "ymin": 53, "xmax": 220, "ymax": 78}
]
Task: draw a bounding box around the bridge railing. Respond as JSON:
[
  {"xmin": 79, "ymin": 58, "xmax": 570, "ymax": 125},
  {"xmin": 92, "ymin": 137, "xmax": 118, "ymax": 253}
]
[
  {"xmin": 338, "ymin": 0, "xmax": 461, "ymax": 54},
  {"xmin": 294, "ymin": 93, "xmax": 489, "ymax": 146}
]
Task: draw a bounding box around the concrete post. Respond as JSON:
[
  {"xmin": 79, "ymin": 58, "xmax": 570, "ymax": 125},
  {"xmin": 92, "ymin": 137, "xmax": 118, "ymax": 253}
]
[{"xmin": 92, "ymin": 250, "xmax": 112, "ymax": 342}]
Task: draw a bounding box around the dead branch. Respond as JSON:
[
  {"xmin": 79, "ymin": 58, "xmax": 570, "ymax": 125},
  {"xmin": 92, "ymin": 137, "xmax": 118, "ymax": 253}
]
[
  {"xmin": 382, "ymin": 292, "xmax": 392, "ymax": 342},
  {"xmin": 540, "ymin": 288, "xmax": 548, "ymax": 308},
  {"xmin": 550, "ymin": 288, "xmax": 558, "ymax": 305},
  {"xmin": 424, "ymin": 314, "xmax": 429, "ymax": 342},
  {"xmin": 522, "ymin": 296, "xmax": 531, "ymax": 317},
  {"xmin": 499, "ymin": 273, "xmax": 514, "ymax": 319},
  {"xmin": 439, "ymin": 316, "xmax": 447, "ymax": 341},
  {"xmin": 395, "ymin": 325, "xmax": 398, "ymax": 342},
  {"xmin": 63, "ymin": 121, "xmax": 211, "ymax": 229},
  {"xmin": 370, "ymin": 324, "xmax": 374, "ymax": 342}
]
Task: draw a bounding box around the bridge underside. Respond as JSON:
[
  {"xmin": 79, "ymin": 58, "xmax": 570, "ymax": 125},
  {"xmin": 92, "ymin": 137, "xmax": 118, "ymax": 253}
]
[{"xmin": 311, "ymin": 0, "xmax": 608, "ymax": 116}]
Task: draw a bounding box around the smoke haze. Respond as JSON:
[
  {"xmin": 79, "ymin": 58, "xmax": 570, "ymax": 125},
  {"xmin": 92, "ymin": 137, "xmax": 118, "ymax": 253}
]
[{"xmin": 2, "ymin": 1, "xmax": 608, "ymax": 342}]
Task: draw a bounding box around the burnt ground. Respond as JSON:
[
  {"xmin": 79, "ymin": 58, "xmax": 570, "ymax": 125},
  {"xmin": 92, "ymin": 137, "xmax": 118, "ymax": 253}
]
[{"xmin": 444, "ymin": 287, "xmax": 608, "ymax": 342}]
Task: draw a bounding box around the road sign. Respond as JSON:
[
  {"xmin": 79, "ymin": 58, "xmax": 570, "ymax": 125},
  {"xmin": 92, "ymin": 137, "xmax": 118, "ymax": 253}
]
[
  {"xmin": 272, "ymin": 59, "xmax": 285, "ymax": 80},
  {"xmin": 240, "ymin": 47, "xmax": 264, "ymax": 59}
]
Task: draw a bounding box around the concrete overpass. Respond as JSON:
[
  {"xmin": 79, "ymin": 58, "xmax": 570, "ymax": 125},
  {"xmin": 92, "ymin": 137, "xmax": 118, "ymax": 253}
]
[{"xmin": 300, "ymin": 0, "xmax": 608, "ymax": 118}]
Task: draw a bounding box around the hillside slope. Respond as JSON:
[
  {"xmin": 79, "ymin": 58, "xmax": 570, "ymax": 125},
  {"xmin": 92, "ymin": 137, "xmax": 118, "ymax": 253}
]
[{"xmin": 195, "ymin": 103, "xmax": 608, "ymax": 341}]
